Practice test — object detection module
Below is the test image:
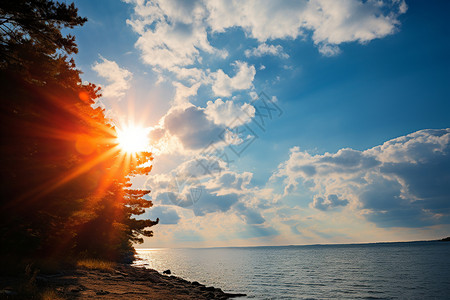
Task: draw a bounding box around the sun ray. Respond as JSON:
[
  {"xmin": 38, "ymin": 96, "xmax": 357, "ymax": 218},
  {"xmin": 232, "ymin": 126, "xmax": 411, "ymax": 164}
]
[{"xmin": 12, "ymin": 146, "xmax": 121, "ymax": 206}]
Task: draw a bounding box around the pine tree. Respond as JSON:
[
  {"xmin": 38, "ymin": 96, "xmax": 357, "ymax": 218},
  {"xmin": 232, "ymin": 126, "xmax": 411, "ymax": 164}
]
[{"xmin": 0, "ymin": 0, "xmax": 158, "ymax": 266}]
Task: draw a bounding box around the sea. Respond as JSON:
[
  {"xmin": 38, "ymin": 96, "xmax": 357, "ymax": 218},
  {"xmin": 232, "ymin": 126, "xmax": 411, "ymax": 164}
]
[{"xmin": 134, "ymin": 241, "xmax": 450, "ymax": 299}]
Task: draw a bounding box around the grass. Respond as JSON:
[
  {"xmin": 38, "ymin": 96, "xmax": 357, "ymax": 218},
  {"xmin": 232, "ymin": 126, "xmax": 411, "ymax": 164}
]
[
  {"xmin": 40, "ymin": 289, "xmax": 65, "ymax": 300},
  {"xmin": 76, "ymin": 259, "xmax": 115, "ymax": 271}
]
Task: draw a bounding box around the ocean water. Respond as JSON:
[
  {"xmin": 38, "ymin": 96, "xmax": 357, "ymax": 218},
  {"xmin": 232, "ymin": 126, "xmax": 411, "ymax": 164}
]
[{"xmin": 134, "ymin": 241, "xmax": 450, "ymax": 299}]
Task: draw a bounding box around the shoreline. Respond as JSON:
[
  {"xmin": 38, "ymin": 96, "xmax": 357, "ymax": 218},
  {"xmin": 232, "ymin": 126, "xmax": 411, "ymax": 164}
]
[
  {"xmin": 0, "ymin": 263, "xmax": 246, "ymax": 299},
  {"xmin": 135, "ymin": 238, "xmax": 449, "ymax": 250}
]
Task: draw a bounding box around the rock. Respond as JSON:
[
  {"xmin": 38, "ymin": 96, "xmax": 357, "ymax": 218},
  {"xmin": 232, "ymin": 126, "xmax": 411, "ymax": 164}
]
[
  {"xmin": 115, "ymin": 270, "xmax": 128, "ymax": 277},
  {"xmin": 40, "ymin": 271, "xmax": 64, "ymax": 278},
  {"xmin": 4, "ymin": 263, "xmax": 247, "ymax": 299},
  {"xmin": 96, "ymin": 290, "xmax": 110, "ymax": 295},
  {"xmin": 163, "ymin": 269, "xmax": 171, "ymax": 275},
  {"xmin": 35, "ymin": 275, "xmax": 49, "ymax": 285},
  {"xmin": 0, "ymin": 289, "xmax": 17, "ymax": 296},
  {"xmin": 178, "ymin": 288, "xmax": 190, "ymax": 294},
  {"xmin": 224, "ymin": 292, "xmax": 248, "ymax": 298},
  {"xmin": 144, "ymin": 273, "xmax": 162, "ymax": 283}
]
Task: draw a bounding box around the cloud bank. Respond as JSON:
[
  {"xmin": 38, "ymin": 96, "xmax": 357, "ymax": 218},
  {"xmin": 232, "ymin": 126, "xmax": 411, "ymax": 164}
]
[
  {"xmin": 125, "ymin": 0, "xmax": 407, "ymax": 68},
  {"xmin": 274, "ymin": 129, "xmax": 450, "ymax": 228}
]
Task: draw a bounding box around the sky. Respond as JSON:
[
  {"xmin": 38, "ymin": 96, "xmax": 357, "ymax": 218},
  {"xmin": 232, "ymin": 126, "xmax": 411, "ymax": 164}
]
[{"xmin": 70, "ymin": 0, "xmax": 450, "ymax": 248}]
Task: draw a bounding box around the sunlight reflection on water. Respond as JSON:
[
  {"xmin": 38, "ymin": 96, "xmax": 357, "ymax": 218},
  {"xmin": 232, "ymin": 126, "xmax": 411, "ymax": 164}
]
[{"xmin": 134, "ymin": 242, "xmax": 450, "ymax": 299}]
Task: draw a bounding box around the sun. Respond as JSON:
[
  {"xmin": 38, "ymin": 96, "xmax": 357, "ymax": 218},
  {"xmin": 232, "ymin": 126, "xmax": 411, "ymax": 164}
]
[{"xmin": 116, "ymin": 125, "xmax": 149, "ymax": 154}]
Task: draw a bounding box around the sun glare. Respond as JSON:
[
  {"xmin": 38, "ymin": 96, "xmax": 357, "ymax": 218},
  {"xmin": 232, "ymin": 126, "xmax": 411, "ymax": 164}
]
[{"xmin": 116, "ymin": 125, "xmax": 149, "ymax": 154}]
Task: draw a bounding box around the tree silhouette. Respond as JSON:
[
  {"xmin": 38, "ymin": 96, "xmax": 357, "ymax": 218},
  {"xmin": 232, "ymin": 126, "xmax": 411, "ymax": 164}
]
[
  {"xmin": 1, "ymin": 0, "xmax": 85, "ymax": 68},
  {"xmin": 0, "ymin": 0, "xmax": 158, "ymax": 266}
]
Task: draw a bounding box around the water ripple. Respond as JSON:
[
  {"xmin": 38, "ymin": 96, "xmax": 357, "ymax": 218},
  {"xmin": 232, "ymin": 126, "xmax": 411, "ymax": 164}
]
[{"xmin": 135, "ymin": 242, "xmax": 450, "ymax": 299}]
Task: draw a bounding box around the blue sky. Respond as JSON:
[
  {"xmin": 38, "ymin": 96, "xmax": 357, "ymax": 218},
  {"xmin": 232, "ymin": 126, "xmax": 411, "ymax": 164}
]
[{"xmin": 71, "ymin": 0, "xmax": 449, "ymax": 247}]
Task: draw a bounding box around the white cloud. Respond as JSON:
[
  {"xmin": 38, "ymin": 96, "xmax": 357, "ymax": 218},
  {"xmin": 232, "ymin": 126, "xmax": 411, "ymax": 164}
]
[
  {"xmin": 245, "ymin": 43, "xmax": 289, "ymax": 58},
  {"xmin": 302, "ymin": 0, "xmax": 405, "ymax": 45},
  {"xmin": 125, "ymin": 0, "xmax": 407, "ymax": 73},
  {"xmin": 205, "ymin": 171, "xmax": 253, "ymax": 192},
  {"xmin": 170, "ymin": 66, "xmax": 207, "ymax": 84},
  {"xmin": 92, "ymin": 56, "xmax": 132, "ymax": 98},
  {"xmin": 205, "ymin": 99, "xmax": 255, "ymax": 126},
  {"xmin": 206, "ymin": 0, "xmax": 307, "ymax": 41},
  {"xmin": 206, "ymin": 0, "xmax": 407, "ymax": 53},
  {"xmin": 126, "ymin": 0, "xmax": 226, "ymax": 69},
  {"xmin": 163, "ymin": 105, "xmax": 225, "ymax": 150},
  {"xmin": 149, "ymin": 100, "xmax": 256, "ymax": 154},
  {"xmin": 318, "ymin": 44, "xmax": 341, "ymax": 57},
  {"xmin": 312, "ymin": 194, "xmax": 349, "ymax": 211},
  {"xmin": 274, "ymin": 129, "xmax": 450, "ymax": 228},
  {"xmin": 143, "ymin": 154, "xmax": 274, "ymax": 224},
  {"xmin": 133, "ymin": 21, "xmax": 213, "ymax": 69},
  {"xmin": 211, "ymin": 61, "xmax": 256, "ymax": 97},
  {"xmin": 172, "ymin": 81, "xmax": 201, "ymax": 108},
  {"xmin": 397, "ymin": 0, "xmax": 408, "ymax": 14},
  {"xmin": 121, "ymin": 0, "xmax": 408, "ymax": 123}
]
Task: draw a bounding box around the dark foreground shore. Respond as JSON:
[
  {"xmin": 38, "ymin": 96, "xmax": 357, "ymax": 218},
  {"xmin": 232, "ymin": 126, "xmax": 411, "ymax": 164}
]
[{"xmin": 0, "ymin": 264, "xmax": 246, "ymax": 299}]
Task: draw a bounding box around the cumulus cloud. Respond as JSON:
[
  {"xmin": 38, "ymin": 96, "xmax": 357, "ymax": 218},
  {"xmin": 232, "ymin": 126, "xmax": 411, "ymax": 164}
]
[
  {"xmin": 143, "ymin": 152, "xmax": 274, "ymax": 226},
  {"xmin": 206, "ymin": 0, "xmax": 308, "ymax": 41},
  {"xmin": 172, "ymin": 82, "xmax": 201, "ymax": 108},
  {"xmin": 318, "ymin": 44, "xmax": 341, "ymax": 57},
  {"xmin": 176, "ymin": 155, "xmax": 226, "ymax": 178},
  {"xmin": 211, "ymin": 61, "xmax": 256, "ymax": 97},
  {"xmin": 171, "ymin": 67, "xmax": 207, "ymax": 84},
  {"xmin": 274, "ymin": 129, "xmax": 450, "ymax": 228},
  {"xmin": 148, "ymin": 92, "xmax": 258, "ymax": 156},
  {"xmin": 204, "ymin": 171, "xmax": 253, "ymax": 193},
  {"xmin": 205, "ymin": 99, "xmax": 255, "ymax": 126},
  {"xmin": 302, "ymin": 0, "xmax": 405, "ymax": 45},
  {"xmin": 206, "ymin": 0, "xmax": 407, "ymax": 53},
  {"xmin": 125, "ymin": 0, "xmax": 406, "ymax": 69},
  {"xmin": 92, "ymin": 56, "xmax": 132, "ymax": 98},
  {"xmin": 312, "ymin": 194, "xmax": 349, "ymax": 211},
  {"xmin": 235, "ymin": 202, "xmax": 265, "ymax": 224},
  {"xmin": 126, "ymin": 0, "xmax": 226, "ymax": 69},
  {"xmin": 245, "ymin": 43, "xmax": 289, "ymax": 58},
  {"xmin": 133, "ymin": 22, "xmax": 213, "ymax": 69},
  {"xmin": 164, "ymin": 105, "xmax": 225, "ymax": 150},
  {"xmin": 193, "ymin": 192, "xmax": 239, "ymax": 216}
]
